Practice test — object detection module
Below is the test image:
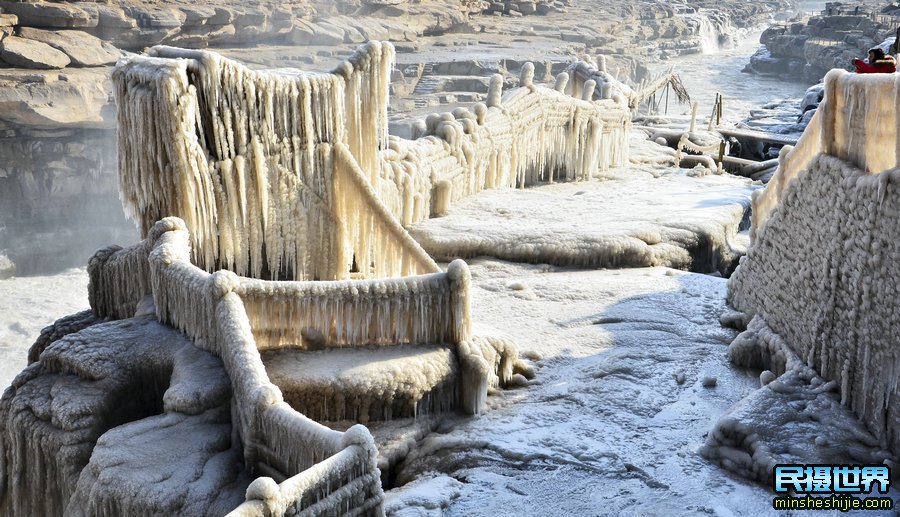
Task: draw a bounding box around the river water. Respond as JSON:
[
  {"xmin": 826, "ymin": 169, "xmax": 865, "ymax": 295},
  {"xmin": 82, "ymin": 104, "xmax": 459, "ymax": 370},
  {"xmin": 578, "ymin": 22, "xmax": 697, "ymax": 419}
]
[{"xmin": 653, "ymin": 28, "xmax": 812, "ymax": 127}]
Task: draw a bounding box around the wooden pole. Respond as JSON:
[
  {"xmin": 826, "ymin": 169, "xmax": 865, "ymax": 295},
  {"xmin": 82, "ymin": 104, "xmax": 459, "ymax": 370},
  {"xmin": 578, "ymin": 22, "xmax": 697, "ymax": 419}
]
[
  {"xmin": 689, "ymin": 101, "xmax": 699, "ymax": 133},
  {"xmin": 664, "ymin": 83, "xmax": 669, "ymax": 115}
]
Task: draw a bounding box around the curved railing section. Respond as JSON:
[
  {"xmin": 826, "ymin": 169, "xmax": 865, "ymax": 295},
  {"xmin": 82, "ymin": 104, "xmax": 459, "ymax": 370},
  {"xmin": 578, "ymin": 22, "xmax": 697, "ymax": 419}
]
[{"xmin": 84, "ymin": 215, "xmax": 513, "ymax": 513}]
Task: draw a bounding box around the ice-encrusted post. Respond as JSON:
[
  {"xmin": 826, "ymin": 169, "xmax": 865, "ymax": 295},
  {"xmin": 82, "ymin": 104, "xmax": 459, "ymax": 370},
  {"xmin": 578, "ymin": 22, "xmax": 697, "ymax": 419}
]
[
  {"xmin": 597, "ymin": 55, "xmax": 607, "ymax": 73},
  {"xmin": 582, "ymin": 79, "xmax": 596, "ymax": 101},
  {"xmin": 487, "ymin": 74, "xmax": 504, "ymax": 108},
  {"xmin": 520, "ymin": 62, "xmax": 535, "ymax": 91},
  {"xmin": 554, "ymin": 72, "xmax": 569, "ymax": 93},
  {"xmin": 689, "ymin": 101, "xmax": 699, "ymax": 133},
  {"xmin": 432, "ymin": 180, "xmax": 452, "ymax": 216},
  {"xmin": 447, "ymin": 259, "xmax": 472, "ymax": 344}
]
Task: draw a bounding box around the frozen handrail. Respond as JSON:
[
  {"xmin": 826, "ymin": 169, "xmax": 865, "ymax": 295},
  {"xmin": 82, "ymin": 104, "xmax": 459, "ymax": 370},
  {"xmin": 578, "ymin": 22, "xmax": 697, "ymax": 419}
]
[
  {"xmin": 113, "ymin": 42, "xmax": 398, "ymax": 281},
  {"xmin": 392, "ymin": 74, "xmax": 630, "ymax": 220},
  {"xmin": 237, "ymin": 261, "xmax": 469, "ymax": 350},
  {"xmin": 112, "ymin": 44, "xmax": 633, "ymax": 281},
  {"xmin": 141, "ymin": 219, "xmax": 385, "ymax": 514}
]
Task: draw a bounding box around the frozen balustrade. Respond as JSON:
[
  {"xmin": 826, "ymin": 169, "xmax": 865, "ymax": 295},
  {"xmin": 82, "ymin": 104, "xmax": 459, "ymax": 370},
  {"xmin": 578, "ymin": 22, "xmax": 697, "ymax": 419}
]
[
  {"xmin": 112, "ymin": 42, "xmax": 632, "ymax": 280},
  {"xmin": 751, "ymin": 69, "xmax": 899, "ymax": 239},
  {"xmin": 79, "ymin": 216, "xmax": 520, "ymax": 513}
]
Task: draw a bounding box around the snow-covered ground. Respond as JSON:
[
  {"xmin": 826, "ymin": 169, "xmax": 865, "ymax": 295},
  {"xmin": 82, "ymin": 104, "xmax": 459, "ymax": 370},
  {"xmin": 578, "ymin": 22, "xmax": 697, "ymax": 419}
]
[
  {"xmin": 385, "ymin": 261, "xmax": 899, "ymax": 515},
  {"xmin": 0, "ymin": 268, "xmax": 89, "ymax": 389},
  {"xmin": 410, "ymin": 166, "xmax": 755, "ymax": 273}
]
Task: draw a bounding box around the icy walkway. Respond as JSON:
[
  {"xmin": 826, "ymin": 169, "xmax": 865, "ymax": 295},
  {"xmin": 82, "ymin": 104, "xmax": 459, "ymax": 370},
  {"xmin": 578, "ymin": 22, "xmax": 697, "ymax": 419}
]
[
  {"xmin": 386, "ymin": 261, "xmax": 898, "ymax": 516},
  {"xmin": 409, "ymin": 168, "xmax": 756, "ymax": 274}
]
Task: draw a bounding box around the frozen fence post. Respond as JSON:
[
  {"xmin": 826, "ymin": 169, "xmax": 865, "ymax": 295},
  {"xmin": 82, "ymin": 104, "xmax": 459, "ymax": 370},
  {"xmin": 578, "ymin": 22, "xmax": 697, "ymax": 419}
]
[
  {"xmin": 582, "ymin": 79, "xmax": 596, "ymax": 101},
  {"xmin": 520, "ymin": 62, "xmax": 535, "ymax": 90},
  {"xmin": 447, "ymin": 259, "xmax": 472, "ymax": 344},
  {"xmin": 487, "ymin": 74, "xmax": 504, "ymax": 108},
  {"xmin": 689, "ymin": 101, "xmax": 699, "ymax": 133},
  {"xmin": 554, "ymin": 72, "xmax": 569, "ymax": 92}
]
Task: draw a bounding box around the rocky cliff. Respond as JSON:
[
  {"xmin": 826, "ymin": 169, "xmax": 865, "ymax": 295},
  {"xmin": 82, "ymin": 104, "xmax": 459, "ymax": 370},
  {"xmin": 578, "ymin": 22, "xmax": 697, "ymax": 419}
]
[{"xmin": 745, "ymin": 2, "xmax": 900, "ymax": 81}]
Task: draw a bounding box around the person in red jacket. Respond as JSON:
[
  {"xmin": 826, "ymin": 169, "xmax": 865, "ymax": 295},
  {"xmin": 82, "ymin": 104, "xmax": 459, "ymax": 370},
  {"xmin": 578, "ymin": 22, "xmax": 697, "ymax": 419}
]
[{"xmin": 854, "ymin": 48, "xmax": 897, "ymax": 73}]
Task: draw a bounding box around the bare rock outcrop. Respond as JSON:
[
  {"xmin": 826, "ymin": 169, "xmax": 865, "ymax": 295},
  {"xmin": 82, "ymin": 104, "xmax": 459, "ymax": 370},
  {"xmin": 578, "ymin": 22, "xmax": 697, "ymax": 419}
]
[
  {"xmin": 0, "ymin": 35, "xmax": 70, "ymax": 69},
  {"xmin": 18, "ymin": 27, "xmax": 120, "ymax": 66}
]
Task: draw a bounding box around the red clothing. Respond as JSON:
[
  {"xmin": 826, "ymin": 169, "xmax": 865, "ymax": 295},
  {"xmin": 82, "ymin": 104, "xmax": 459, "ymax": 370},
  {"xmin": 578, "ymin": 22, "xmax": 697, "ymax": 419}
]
[{"xmin": 854, "ymin": 58, "xmax": 897, "ymax": 74}]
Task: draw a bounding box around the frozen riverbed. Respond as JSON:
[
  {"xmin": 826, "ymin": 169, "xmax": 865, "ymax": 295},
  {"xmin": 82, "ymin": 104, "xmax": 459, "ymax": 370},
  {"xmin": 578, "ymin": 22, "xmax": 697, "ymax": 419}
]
[{"xmin": 386, "ymin": 261, "xmax": 899, "ymax": 516}]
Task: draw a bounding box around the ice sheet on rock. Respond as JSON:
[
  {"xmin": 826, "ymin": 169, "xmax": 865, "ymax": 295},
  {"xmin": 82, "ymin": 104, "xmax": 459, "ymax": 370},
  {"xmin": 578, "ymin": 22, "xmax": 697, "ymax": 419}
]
[
  {"xmin": 702, "ymin": 316, "xmax": 896, "ymax": 487},
  {"xmin": 68, "ymin": 410, "xmax": 246, "ymax": 517},
  {"xmin": 383, "ymin": 474, "xmax": 463, "ymax": 516},
  {"xmin": 409, "ymin": 168, "xmax": 755, "ymax": 274},
  {"xmin": 0, "ymin": 315, "xmax": 244, "ymax": 515}
]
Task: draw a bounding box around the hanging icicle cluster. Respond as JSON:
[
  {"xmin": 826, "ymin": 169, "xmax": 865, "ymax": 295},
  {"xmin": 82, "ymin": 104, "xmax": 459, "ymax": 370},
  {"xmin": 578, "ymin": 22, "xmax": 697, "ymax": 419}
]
[
  {"xmin": 113, "ymin": 45, "xmax": 633, "ymax": 282},
  {"xmin": 113, "ymin": 42, "xmax": 400, "ymax": 281}
]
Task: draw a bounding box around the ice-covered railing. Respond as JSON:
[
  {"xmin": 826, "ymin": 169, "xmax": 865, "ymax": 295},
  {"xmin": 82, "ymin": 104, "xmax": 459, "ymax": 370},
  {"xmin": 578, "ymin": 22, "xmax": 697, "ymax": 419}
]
[
  {"xmin": 113, "ymin": 42, "xmax": 416, "ymax": 282},
  {"xmin": 88, "ymin": 238, "xmax": 154, "ymax": 319},
  {"xmin": 141, "ymin": 217, "xmax": 385, "ymax": 514},
  {"xmin": 113, "ymin": 43, "xmax": 633, "ymax": 278},
  {"xmin": 751, "ymin": 69, "xmax": 899, "ymax": 239},
  {"xmin": 392, "ymin": 63, "xmax": 631, "ymax": 219},
  {"xmin": 237, "ymin": 260, "xmax": 469, "ymax": 350}
]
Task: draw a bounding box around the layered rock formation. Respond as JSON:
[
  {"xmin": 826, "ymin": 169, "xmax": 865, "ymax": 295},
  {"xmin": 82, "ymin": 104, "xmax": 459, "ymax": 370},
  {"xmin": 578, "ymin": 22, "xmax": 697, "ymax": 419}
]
[{"xmin": 745, "ymin": 2, "xmax": 898, "ymax": 81}]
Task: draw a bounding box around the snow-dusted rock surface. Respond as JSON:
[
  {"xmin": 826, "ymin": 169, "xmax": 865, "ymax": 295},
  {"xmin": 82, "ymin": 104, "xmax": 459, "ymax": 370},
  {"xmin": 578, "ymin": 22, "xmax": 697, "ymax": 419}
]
[{"xmin": 0, "ymin": 315, "xmax": 247, "ymax": 516}]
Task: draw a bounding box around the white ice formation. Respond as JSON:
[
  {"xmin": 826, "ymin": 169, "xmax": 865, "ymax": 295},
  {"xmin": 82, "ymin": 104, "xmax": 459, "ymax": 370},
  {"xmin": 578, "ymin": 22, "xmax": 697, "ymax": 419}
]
[
  {"xmin": 112, "ymin": 42, "xmax": 631, "ymax": 282},
  {"xmin": 3, "ymin": 40, "xmax": 632, "ymax": 515},
  {"xmin": 710, "ymin": 70, "xmax": 900, "ymax": 480}
]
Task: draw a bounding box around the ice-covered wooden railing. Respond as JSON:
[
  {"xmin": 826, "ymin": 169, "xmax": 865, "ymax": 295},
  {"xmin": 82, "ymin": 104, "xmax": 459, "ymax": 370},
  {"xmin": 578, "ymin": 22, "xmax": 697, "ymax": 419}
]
[
  {"xmin": 389, "ymin": 62, "xmax": 631, "ymax": 219},
  {"xmin": 751, "ymin": 69, "xmax": 899, "ymax": 240},
  {"xmin": 113, "ymin": 42, "xmax": 424, "ymax": 282},
  {"xmin": 141, "ymin": 218, "xmax": 386, "ymax": 514},
  {"xmin": 727, "ymin": 69, "xmax": 900, "ymax": 460},
  {"xmin": 236, "ymin": 260, "xmax": 470, "ymax": 349},
  {"xmin": 112, "ymin": 43, "xmax": 633, "ymax": 280},
  {"xmin": 83, "ymin": 215, "xmax": 516, "ymax": 511}
]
